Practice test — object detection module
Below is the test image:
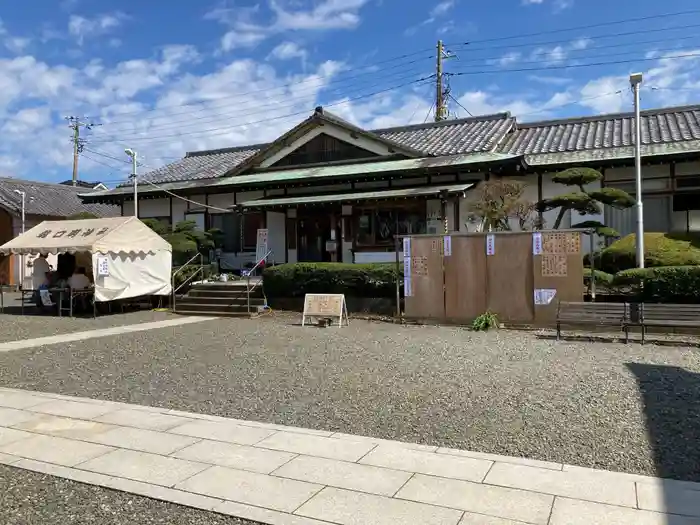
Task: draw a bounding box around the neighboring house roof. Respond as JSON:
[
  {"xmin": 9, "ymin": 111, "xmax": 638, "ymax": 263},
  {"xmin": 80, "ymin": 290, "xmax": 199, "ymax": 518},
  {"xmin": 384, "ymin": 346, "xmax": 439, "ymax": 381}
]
[
  {"xmin": 0, "ymin": 178, "xmax": 119, "ymax": 218},
  {"xmin": 59, "ymin": 180, "xmax": 106, "ymax": 189},
  {"xmin": 499, "ymin": 104, "xmax": 700, "ymax": 156},
  {"xmin": 133, "ymin": 110, "xmax": 516, "ymax": 185}
]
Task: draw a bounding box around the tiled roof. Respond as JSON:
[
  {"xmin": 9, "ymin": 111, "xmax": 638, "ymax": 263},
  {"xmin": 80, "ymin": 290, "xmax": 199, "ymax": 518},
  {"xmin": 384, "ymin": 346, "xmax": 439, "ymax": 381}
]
[
  {"xmin": 0, "ymin": 178, "xmax": 119, "ymax": 218},
  {"xmin": 136, "ymin": 112, "xmax": 515, "ymax": 185},
  {"xmin": 500, "ymin": 104, "xmax": 700, "ymax": 156},
  {"xmin": 374, "ymin": 113, "xmax": 514, "ymax": 156}
]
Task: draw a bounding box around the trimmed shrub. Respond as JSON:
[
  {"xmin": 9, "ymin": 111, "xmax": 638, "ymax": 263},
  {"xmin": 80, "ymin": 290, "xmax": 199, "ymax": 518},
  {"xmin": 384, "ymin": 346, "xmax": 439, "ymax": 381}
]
[
  {"xmin": 262, "ymin": 262, "xmax": 402, "ymax": 298},
  {"xmin": 613, "ymin": 266, "xmax": 700, "ymax": 303},
  {"xmin": 583, "ymin": 268, "xmax": 614, "ymax": 287},
  {"xmin": 598, "ymin": 233, "xmax": 700, "ymax": 273}
]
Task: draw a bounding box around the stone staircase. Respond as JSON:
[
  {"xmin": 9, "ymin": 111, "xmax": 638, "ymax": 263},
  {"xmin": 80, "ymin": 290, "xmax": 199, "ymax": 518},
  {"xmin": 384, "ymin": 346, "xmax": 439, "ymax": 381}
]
[{"xmin": 173, "ymin": 280, "xmax": 265, "ymax": 317}]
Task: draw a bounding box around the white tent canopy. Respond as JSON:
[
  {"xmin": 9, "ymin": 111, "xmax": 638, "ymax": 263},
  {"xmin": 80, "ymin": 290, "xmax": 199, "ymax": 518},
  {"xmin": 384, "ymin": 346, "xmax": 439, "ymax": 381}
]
[{"xmin": 0, "ymin": 217, "xmax": 172, "ymax": 302}]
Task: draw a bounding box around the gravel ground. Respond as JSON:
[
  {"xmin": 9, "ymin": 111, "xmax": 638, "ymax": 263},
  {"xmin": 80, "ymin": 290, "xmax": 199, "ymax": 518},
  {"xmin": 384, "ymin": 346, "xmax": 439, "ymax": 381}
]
[
  {"xmin": 0, "ymin": 292, "xmax": 177, "ymax": 343},
  {"xmin": 0, "ymin": 465, "xmax": 260, "ymax": 525},
  {"xmin": 0, "ymin": 315, "xmax": 699, "ymax": 482}
]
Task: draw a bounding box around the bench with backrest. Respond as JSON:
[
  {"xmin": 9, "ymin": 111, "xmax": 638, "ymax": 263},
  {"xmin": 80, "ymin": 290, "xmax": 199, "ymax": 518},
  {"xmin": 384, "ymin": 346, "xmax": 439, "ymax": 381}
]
[
  {"xmin": 637, "ymin": 303, "xmax": 700, "ymax": 344},
  {"xmin": 556, "ymin": 301, "xmax": 630, "ymax": 342}
]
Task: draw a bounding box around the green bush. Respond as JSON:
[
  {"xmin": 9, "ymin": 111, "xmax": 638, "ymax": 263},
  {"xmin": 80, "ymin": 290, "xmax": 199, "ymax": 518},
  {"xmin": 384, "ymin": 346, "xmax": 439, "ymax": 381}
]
[
  {"xmin": 613, "ymin": 266, "xmax": 700, "ymax": 303},
  {"xmin": 598, "ymin": 233, "xmax": 700, "ymax": 273},
  {"xmin": 583, "ymin": 268, "xmax": 614, "ymax": 286},
  {"xmin": 262, "ymin": 262, "xmax": 402, "ymax": 298}
]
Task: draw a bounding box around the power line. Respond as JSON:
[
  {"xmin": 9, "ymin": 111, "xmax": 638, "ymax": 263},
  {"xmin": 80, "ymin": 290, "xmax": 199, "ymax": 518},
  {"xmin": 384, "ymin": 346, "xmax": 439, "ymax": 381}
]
[
  {"xmin": 449, "ymin": 22, "xmax": 700, "ymax": 54},
  {"xmin": 65, "ymin": 51, "xmax": 433, "ymax": 124},
  {"xmin": 90, "ymin": 64, "xmax": 433, "ymax": 138},
  {"xmin": 448, "ymin": 51, "xmax": 700, "ymax": 78},
  {"xmin": 445, "ymin": 8, "xmax": 700, "ymax": 47},
  {"xmin": 90, "ymin": 34, "xmax": 700, "ymax": 143},
  {"xmin": 87, "ymin": 76, "xmax": 435, "ymax": 146},
  {"xmin": 448, "ymin": 94, "xmax": 473, "ymax": 117}
]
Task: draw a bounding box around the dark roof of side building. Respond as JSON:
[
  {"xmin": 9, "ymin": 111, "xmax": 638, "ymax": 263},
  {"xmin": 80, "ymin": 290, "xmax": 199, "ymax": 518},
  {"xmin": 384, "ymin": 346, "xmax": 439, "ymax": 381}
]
[
  {"xmin": 499, "ymin": 104, "xmax": 700, "ymax": 155},
  {"xmin": 0, "ymin": 178, "xmax": 119, "ymax": 217},
  {"xmin": 134, "ymin": 112, "xmax": 516, "ymax": 185}
]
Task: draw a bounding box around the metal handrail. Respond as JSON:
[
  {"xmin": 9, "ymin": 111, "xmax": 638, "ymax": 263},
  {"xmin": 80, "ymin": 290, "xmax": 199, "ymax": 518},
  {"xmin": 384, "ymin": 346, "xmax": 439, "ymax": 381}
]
[
  {"xmin": 246, "ymin": 250, "xmax": 272, "ymax": 314},
  {"xmin": 171, "ymin": 252, "xmax": 204, "ymax": 311}
]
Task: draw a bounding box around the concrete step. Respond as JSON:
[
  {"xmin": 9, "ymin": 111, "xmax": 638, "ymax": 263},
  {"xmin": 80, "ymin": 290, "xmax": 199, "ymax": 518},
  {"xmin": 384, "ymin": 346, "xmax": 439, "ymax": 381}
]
[
  {"xmin": 187, "ymin": 288, "xmax": 262, "ymax": 299},
  {"xmin": 176, "ymin": 296, "xmax": 265, "ymax": 307},
  {"xmin": 192, "ymin": 281, "xmax": 260, "ymax": 291},
  {"xmin": 174, "ymin": 302, "xmax": 263, "ymax": 314},
  {"xmin": 173, "ymin": 309, "xmax": 253, "ymax": 318}
]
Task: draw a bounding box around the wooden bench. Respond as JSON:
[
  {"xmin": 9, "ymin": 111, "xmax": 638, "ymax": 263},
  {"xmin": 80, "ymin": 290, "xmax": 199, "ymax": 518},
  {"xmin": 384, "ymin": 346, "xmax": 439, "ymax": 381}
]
[
  {"xmin": 637, "ymin": 304, "xmax": 700, "ymax": 344},
  {"xmin": 556, "ymin": 301, "xmax": 630, "ymax": 342}
]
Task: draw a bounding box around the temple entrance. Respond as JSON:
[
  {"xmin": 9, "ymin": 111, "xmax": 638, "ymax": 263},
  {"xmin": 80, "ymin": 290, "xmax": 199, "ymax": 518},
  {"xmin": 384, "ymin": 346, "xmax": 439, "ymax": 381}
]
[{"xmin": 297, "ymin": 211, "xmax": 337, "ymax": 262}]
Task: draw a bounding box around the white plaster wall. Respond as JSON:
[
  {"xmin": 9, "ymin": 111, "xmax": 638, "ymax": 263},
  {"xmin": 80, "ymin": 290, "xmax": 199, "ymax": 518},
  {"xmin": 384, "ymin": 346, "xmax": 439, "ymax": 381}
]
[
  {"xmin": 133, "ymin": 198, "xmax": 169, "ymax": 218},
  {"xmin": 237, "ymin": 190, "xmax": 265, "ymax": 203},
  {"xmin": 605, "ymin": 164, "xmax": 670, "ymax": 181},
  {"xmin": 188, "ymin": 195, "xmax": 207, "ymax": 210},
  {"xmin": 207, "ymin": 193, "xmax": 235, "ymax": 211},
  {"xmin": 354, "ymin": 252, "xmax": 397, "ymax": 263},
  {"xmin": 171, "ymin": 198, "xmax": 187, "ymax": 225},
  {"xmin": 266, "ymin": 211, "xmax": 286, "ymax": 264}
]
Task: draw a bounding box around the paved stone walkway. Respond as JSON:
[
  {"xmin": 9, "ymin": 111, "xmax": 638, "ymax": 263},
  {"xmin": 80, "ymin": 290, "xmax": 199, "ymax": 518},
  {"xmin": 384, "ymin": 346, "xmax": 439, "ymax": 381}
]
[
  {"xmin": 0, "ymin": 388, "xmax": 698, "ymax": 525},
  {"xmin": 0, "ymin": 316, "xmax": 212, "ymax": 352}
]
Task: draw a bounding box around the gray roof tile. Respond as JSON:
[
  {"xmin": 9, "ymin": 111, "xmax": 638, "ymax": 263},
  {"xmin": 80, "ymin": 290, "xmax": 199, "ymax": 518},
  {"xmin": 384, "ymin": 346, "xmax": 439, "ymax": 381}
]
[
  {"xmin": 136, "ymin": 113, "xmax": 516, "ymax": 185},
  {"xmin": 0, "ymin": 178, "xmax": 119, "ymax": 218},
  {"xmin": 499, "ymin": 104, "xmax": 700, "ymax": 156}
]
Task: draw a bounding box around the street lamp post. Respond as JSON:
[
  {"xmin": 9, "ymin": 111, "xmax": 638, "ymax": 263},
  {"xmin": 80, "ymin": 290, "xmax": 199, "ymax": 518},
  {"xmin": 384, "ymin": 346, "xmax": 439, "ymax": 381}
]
[
  {"xmin": 630, "ymin": 72, "xmax": 644, "ymax": 268},
  {"xmin": 13, "ymin": 190, "xmax": 25, "ymax": 288},
  {"xmin": 125, "ymin": 148, "xmax": 138, "ymax": 217}
]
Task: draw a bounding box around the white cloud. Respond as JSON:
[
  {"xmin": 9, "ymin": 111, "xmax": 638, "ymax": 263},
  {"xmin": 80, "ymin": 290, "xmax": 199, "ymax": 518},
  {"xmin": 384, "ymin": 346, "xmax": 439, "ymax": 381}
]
[
  {"xmin": 430, "ymin": 1, "xmax": 455, "ymax": 17},
  {"xmin": 207, "ymin": 0, "xmax": 370, "ymax": 52},
  {"xmin": 522, "ymin": 0, "xmax": 573, "ymax": 9},
  {"xmin": 570, "ymin": 37, "xmax": 592, "ymax": 51},
  {"xmin": 493, "ymin": 52, "xmax": 521, "ymax": 67},
  {"xmin": 268, "ymin": 41, "xmax": 307, "ymax": 61},
  {"xmin": 4, "ymin": 37, "xmax": 31, "ymax": 54},
  {"xmin": 68, "ymin": 12, "xmax": 125, "ymax": 44}
]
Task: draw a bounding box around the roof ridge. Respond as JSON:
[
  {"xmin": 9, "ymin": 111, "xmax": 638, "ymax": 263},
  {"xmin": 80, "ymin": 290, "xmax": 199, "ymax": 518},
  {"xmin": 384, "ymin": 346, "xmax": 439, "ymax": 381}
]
[
  {"xmin": 371, "ymin": 112, "xmax": 512, "ymax": 134},
  {"xmin": 185, "ymin": 143, "xmax": 266, "ymax": 157},
  {"xmin": 0, "ymin": 177, "xmax": 91, "ymax": 190},
  {"xmin": 518, "ymin": 102, "xmax": 700, "ymax": 129}
]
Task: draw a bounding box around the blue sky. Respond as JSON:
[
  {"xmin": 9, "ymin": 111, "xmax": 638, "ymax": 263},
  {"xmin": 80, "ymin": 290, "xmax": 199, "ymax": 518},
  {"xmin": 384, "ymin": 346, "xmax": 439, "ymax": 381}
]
[{"xmin": 1, "ymin": 0, "xmax": 700, "ymax": 184}]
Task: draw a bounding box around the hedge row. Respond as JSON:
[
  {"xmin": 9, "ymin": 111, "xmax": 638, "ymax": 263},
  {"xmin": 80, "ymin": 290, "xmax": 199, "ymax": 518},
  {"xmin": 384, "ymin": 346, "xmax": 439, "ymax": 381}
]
[
  {"xmin": 262, "ymin": 263, "xmax": 401, "ymax": 298},
  {"xmin": 612, "ymin": 266, "xmax": 700, "ymax": 303},
  {"xmin": 262, "ymin": 262, "xmax": 700, "ymax": 303},
  {"xmin": 595, "ymin": 232, "xmax": 700, "ymax": 273}
]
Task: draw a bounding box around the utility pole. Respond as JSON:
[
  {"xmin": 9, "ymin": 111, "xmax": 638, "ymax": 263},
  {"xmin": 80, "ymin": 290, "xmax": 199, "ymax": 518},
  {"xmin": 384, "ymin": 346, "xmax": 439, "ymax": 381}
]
[
  {"xmin": 125, "ymin": 148, "xmax": 138, "ymax": 217},
  {"xmin": 630, "ymin": 73, "xmax": 645, "ymax": 268},
  {"xmin": 435, "ymin": 40, "xmax": 456, "ymax": 122},
  {"xmin": 65, "ymin": 117, "xmax": 99, "ymax": 186},
  {"xmin": 436, "ymin": 40, "xmax": 445, "ymax": 122}
]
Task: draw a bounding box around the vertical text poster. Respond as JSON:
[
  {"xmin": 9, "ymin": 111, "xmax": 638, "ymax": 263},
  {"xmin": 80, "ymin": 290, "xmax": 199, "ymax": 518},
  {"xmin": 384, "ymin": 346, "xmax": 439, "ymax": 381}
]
[
  {"xmin": 403, "ymin": 237, "xmax": 412, "ymax": 297},
  {"xmin": 255, "ymin": 229, "xmax": 269, "ymax": 263},
  {"xmin": 486, "ymin": 234, "xmax": 495, "ymax": 256}
]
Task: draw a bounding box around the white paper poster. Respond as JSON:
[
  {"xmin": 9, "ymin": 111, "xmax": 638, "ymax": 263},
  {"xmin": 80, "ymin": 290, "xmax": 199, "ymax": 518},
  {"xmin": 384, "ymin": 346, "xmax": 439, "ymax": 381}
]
[
  {"xmin": 486, "ymin": 234, "xmax": 495, "ymax": 256},
  {"xmin": 534, "ymin": 289, "xmax": 557, "ymax": 305},
  {"xmin": 403, "ymin": 237, "xmax": 411, "ymax": 258},
  {"xmin": 403, "ymin": 256, "xmax": 412, "ymax": 297},
  {"xmin": 255, "ymin": 228, "xmax": 269, "ymax": 263},
  {"xmin": 532, "ymin": 232, "xmax": 543, "ymax": 255},
  {"xmin": 97, "ymin": 256, "xmax": 110, "ymax": 277},
  {"xmin": 443, "ymin": 235, "xmax": 452, "ymax": 257}
]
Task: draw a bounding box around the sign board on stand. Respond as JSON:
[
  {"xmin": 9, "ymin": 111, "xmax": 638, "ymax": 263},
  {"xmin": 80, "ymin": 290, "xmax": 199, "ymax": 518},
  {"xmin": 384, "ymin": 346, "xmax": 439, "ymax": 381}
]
[
  {"xmin": 302, "ymin": 293, "xmax": 348, "ymax": 327},
  {"xmin": 255, "ymin": 228, "xmax": 269, "ymax": 263}
]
